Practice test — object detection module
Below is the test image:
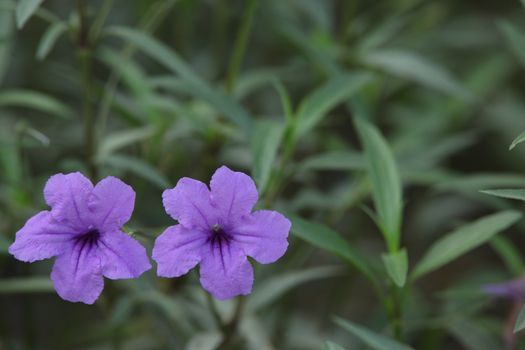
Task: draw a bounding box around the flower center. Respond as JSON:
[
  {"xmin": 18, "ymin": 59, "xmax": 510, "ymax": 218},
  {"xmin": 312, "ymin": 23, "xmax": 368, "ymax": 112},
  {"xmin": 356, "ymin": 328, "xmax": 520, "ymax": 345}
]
[
  {"xmin": 208, "ymin": 224, "xmax": 231, "ymax": 247},
  {"xmin": 75, "ymin": 229, "xmax": 100, "ymax": 248}
]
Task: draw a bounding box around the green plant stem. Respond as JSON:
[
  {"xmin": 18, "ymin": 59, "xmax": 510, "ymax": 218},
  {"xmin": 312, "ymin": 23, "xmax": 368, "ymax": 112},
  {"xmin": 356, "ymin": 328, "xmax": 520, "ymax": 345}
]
[
  {"xmin": 76, "ymin": 0, "xmax": 97, "ymax": 181},
  {"xmin": 225, "ymin": 0, "xmax": 259, "ymax": 94},
  {"xmin": 218, "ymin": 297, "xmax": 245, "ymax": 349}
]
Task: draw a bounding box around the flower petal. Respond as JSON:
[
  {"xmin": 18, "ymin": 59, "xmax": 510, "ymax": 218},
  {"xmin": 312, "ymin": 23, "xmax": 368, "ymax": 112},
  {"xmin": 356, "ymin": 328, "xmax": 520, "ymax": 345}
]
[
  {"xmin": 44, "ymin": 172, "xmax": 93, "ymax": 231},
  {"xmin": 199, "ymin": 243, "xmax": 254, "ymax": 300},
  {"xmin": 88, "ymin": 177, "xmax": 135, "ymax": 232},
  {"xmin": 9, "ymin": 211, "xmax": 76, "ymax": 262},
  {"xmin": 163, "ymin": 178, "xmax": 217, "ymax": 229},
  {"xmin": 210, "ymin": 166, "xmax": 258, "ymax": 221},
  {"xmin": 50, "ymin": 240, "xmax": 103, "ymax": 304},
  {"xmin": 233, "ymin": 210, "xmax": 290, "ymax": 264},
  {"xmin": 98, "ymin": 230, "xmax": 151, "ymax": 279},
  {"xmin": 152, "ymin": 225, "xmax": 208, "ymax": 277}
]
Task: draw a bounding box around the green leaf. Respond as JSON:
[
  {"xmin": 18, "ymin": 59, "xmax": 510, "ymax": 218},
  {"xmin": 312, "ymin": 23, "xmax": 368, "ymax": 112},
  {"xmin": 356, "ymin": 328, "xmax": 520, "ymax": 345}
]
[
  {"xmin": 354, "ymin": 117, "xmax": 402, "ymax": 251},
  {"xmin": 288, "ymin": 214, "xmax": 377, "ymax": 284},
  {"xmin": 247, "ymin": 266, "xmax": 342, "ymax": 312},
  {"xmin": 325, "ymin": 341, "xmax": 347, "ymax": 350},
  {"xmin": 0, "ymin": 235, "xmax": 10, "ymax": 255},
  {"xmin": 361, "ymin": 49, "xmax": 470, "ymax": 98},
  {"xmin": 299, "ymin": 150, "xmax": 365, "ymax": 171},
  {"xmin": 412, "ymin": 211, "xmax": 522, "ymax": 279},
  {"xmin": 490, "ymin": 236, "xmax": 524, "ymax": 276},
  {"xmin": 480, "ymin": 189, "xmax": 525, "ymax": 201},
  {"xmin": 333, "ymin": 317, "xmax": 415, "ymax": 350},
  {"xmin": 514, "ymin": 305, "xmax": 525, "ymax": 333},
  {"xmin": 108, "ymin": 26, "xmax": 253, "ymax": 133},
  {"xmin": 0, "ymin": 277, "xmax": 54, "ymax": 293},
  {"xmin": 272, "ymin": 79, "xmax": 294, "ymax": 123},
  {"xmin": 382, "ymin": 248, "xmax": 408, "ymax": 287},
  {"xmin": 251, "ymin": 121, "xmax": 284, "ymax": 194},
  {"xmin": 98, "ymin": 126, "xmax": 154, "ymax": 158},
  {"xmin": 498, "ymin": 21, "xmax": 525, "ymax": 69},
  {"xmin": 509, "ymin": 129, "xmax": 525, "ymax": 150},
  {"xmin": 294, "ymin": 72, "xmax": 373, "ymax": 139},
  {"xmin": 0, "ymin": 89, "xmax": 71, "ymax": 118},
  {"xmin": 98, "ymin": 154, "xmax": 170, "ymax": 189},
  {"xmin": 36, "ymin": 22, "xmax": 67, "ymax": 60},
  {"xmin": 15, "ymin": 0, "xmax": 44, "ymax": 29}
]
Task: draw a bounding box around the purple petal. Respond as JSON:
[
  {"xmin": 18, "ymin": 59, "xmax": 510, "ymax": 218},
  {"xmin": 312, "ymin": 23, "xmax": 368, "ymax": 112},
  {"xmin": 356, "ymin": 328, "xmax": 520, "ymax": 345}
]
[
  {"xmin": 163, "ymin": 178, "xmax": 217, "ymax": 229},
  {"xmin": 233, "ymin": 210, "xmax": 290, "ymax": 264},
  {"xmin": 210, "ymin": 166, "xmax": 258, "ymax": 221},
  {"xmin": 152, "ymin": 225, "xmax": 208, "ymax": 277},
  {"xmin": 88, "ymin": 177, "xmax": 135, "ymax": 232},
  {"xmin": 50, "ymin": 241, "xmax": 103, "ymax": 304},
  {"xmin": 9, "ymin": 211, "xmax": 76, "ymax": 262},
  {"xmin": 199, "ymin": 243, "xmax": 254, "ymax": 300},
  {"xmin": 44, "ymin": 172, "xmax": 93, "ymax": 231},
  {"xmin": 98, "ymin": 230, "xmax": 151, "ymax": 279}
]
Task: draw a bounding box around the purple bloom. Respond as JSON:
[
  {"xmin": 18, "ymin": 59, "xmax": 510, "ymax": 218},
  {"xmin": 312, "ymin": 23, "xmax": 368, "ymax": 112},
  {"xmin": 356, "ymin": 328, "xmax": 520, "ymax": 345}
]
[
  {"xmin": 153, "ymin": 166, "xmax": 291, "ymax": 300},
  {"xmin": 9, "ymin": 172, "xmax": 151, "ymax": 304}
]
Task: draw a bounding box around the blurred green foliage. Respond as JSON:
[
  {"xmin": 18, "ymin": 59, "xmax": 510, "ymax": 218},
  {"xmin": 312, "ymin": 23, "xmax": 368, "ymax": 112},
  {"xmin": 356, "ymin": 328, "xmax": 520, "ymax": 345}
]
[{"xmin": 2, "ymin": 0, "xmax": 525, "ymax": 349}]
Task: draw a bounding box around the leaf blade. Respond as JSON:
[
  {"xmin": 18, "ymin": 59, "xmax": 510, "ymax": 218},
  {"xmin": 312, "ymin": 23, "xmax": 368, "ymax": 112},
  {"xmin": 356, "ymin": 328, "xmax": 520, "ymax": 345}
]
[{"xmin": 412, "ymin": 210, "xmax": 522, "ymax": 279}]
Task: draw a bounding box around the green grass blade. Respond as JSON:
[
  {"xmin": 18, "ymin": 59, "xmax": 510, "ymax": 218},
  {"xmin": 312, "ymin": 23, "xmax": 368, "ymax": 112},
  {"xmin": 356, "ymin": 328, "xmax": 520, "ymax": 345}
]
[
  {"xmin": 382, "ymin": 248, "xmax": 408, "ymax": 287},
  {"xmin": 15, "ymin": 0, "xmax": 44, "ymax": 29},
  {"xmin": 0, "ymin": 89, "xmax": 72, "ymax": 118},
  {"xmin": 251, "ymin": 120, "xmax": 284, "ymax": 194},
  {"xmin": 0, "ymin": 277, "xmax": 54, "ymax": 293}
]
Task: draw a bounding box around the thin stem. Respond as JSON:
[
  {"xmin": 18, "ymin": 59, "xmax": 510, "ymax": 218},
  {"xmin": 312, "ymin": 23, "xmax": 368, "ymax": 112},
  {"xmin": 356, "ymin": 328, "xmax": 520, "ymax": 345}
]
[
  {"xmin": 205, "ymin": 292, "xmax": 223, "ymax": 328},
  {"xmin": 217, "ymin": 297, "xmax": 245, "ymax": 349},
  {"xmin": 225, "ymin": 0, "xmax": 259, "ymax": 94}
]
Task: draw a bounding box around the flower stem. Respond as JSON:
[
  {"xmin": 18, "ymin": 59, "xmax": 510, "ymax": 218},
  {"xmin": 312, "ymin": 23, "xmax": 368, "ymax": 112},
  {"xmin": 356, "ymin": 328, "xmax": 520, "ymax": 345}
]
[
  {"xmin": 76, "ymin": 0, "xmax": 97, "ymax": 181},
  {"xmin": 225, "ymin": 0, "xmax": 259, "ymax": 94},
  {"xmin": 217, "ymin": 296, "xmax": 245, "ymax": 349}
]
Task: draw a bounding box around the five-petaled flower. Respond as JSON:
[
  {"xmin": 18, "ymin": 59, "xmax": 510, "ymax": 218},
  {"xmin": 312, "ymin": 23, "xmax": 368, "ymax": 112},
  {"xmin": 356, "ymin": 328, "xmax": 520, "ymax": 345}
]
[
  {"xmin": 9, "ymin": 172, "xmax": 151, "ymax": 304},
  {"xmin": 153, "ymin": 166, "xmax": 291, "ymax": 300}
]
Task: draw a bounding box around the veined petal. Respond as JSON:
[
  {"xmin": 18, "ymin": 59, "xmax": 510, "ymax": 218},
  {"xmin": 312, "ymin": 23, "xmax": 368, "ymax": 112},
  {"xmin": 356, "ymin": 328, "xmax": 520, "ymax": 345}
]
[
  {"xmin": 163, "ymin": 178, "xmax": 217, "ymax": 229},
  {"xmin": 152, "ymin": 225, "xmax": 208, "ymax": 277},
  {"xmin": 199, "ymin": 243, "xmax": 254, "ymax": 300},
  {"xmin": 50, "ymin": 240, "xmax": 103, "ymax": 304},
  {"xmin": 44, "ymin": 172, "xmax": 93, "ymax": 231},
  {"xmin": 9, "ymin": 211, "xmax": 76, "ymax": 262},
  {"xmin": 233, "ymin": 210, "xmax": 290, "ymax": 264},
  {"xmin": 98, "ymin": 230, "xmax": 151, "ymax": 279},
  {"xmin": 89, "ymin": 177, "xmax": 135, "ymax": 232},
  {"xmin": 210, "ymin": 166, "xmax": 258, "ymax": 221}
]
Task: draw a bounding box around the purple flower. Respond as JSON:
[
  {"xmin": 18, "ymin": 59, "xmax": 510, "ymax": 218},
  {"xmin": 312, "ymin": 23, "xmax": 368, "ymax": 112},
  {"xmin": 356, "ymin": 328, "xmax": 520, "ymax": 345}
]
[
  {"xmin": 9, "ymin": 172, "xmax": 151, "ymax": 304},
  {"xmin": 152, "ymin": 166, "xmax": 291, "ymax": 300}
]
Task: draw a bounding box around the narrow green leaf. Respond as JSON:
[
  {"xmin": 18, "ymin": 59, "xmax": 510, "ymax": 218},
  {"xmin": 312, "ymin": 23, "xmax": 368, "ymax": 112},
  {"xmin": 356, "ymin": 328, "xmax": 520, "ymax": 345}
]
[
  {"xmin": 272, "ymin": 79, "xmax": 294, "ymax": 123},
  {"xmin": 382, "ymin": 248, "xmax": 408, "ymax": 287},
  {"xmin": 333, "ymin": 317, "xmax": 415, "ymax": 350},
  {"xmin": 288, "ymin": 214, "xmax": 376, "ymax": 283},
  {"xmin": 0, "ymin": 10, "xmax": 14, "ymax": 84},
  {"xmin": 251, "ymin": 121, "xmax": 284, "ymax": 194},
  {"xmin": 98, "ymin": 126, "xmax": 154, "ymax": 158},
  {"xmin": 325, "ymin": 341, "xmax": 347, "ymax": 350},
  {"xmin": 509, "ymin": 129, "xmax": 525, "ymax": 150},
  {"xmin": 0, "ymin": 277, "xmax": 54, "ymax": 293},
  {"xmin": 498, "ymin": 21, "xmax": 525, "ymax": 69},
  {"xmin": 247, "ymin": 266, "xmax": 342, "ymax": 312},
  {"xmin": 294, "ymin": 73, "xmax": 373, "ymax": 139},
  {"xmin": 490, "ymin": 236, "xmax": 524, "ymax": 276},
  {"xmin": 361, "ymin": 49, "xmax": 470, "ymax": 98},
  {"xmin": 412, "ymin": 211, "xmax": 522, "ymax": 279},
  {"xmin": 36, "ymin": 22, "xmax": 67, "ymax": 60},
  {"xmin": 354, "ymin": 117, "xmax": 402, "ymax": 251},
  {"xmin": 0, "ymin": 89, "xmax": 71, "ymax": 118},
  {"xmin": 514, "ymin": 305, "xmax": 525, "ymax": 333},
  {"xmin": 16, "ymin": 0, "xmax": 44, "ymax": 29},
  {"xmin": 480, "ymin": 189, "xmax": 525, "ymax": 201},
  {"xmin": 98, "ymin": 154, "xmax": 170, "ymax": 189},
  {"xmin": 108, "ymin": 26, "xmax": 253, "ymax": 133},
  {"xmin": 300, "ymin": 150, "xmax": 365, "ymax": 171}
]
